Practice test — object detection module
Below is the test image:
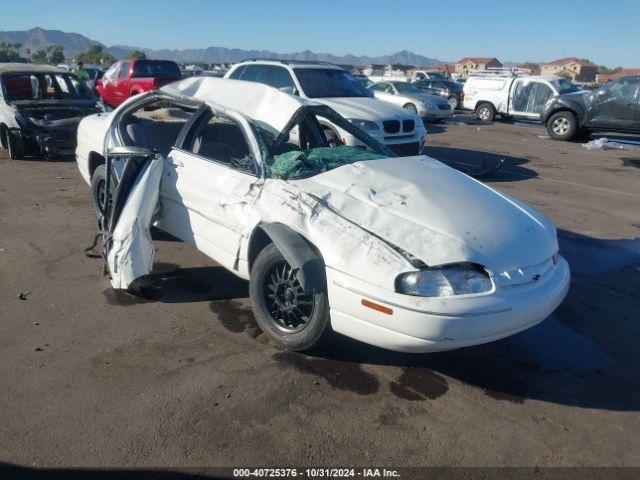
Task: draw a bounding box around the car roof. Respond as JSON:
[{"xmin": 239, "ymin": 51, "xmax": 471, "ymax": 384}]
[
  {"xmin": 234, "ymin": 59, "xmax": 343, "ymax": 70},
  {"xmin": 162, "ymin": 76, "xmax": 320, "ymax": 134},
  {"xmin": 0, "ymin": 63, "xmax": 66, "ymax": 74}
]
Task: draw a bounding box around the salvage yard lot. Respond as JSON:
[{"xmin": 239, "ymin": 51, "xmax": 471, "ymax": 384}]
[{"xmin": 1, "ymin": 117, "xmax": 639, "ymax": 468}]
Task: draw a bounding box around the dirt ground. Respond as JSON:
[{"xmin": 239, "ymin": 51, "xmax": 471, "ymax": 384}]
[{"xmin": 1, "ymin": 116, "xmax": 639, "ymax": 473}]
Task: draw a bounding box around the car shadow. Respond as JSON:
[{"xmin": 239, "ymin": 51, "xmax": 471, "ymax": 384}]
[
  {"xmin": 621, "ymin": 157, "xmax": 640, "ymax": 169},
  {"xmin": 424, "ymin": 145, "xmax": 537, "ymax": 181},
  {"xmin": 149, "ymin": 262, "xmax": 249, "ymax": 303},
  {"xmin": 302, "ymin": 229, "xmax": 640, "ymax": 411},
  {"xmin": 105, "ymin": 262, "xmax": 248, "ymax": 306}
]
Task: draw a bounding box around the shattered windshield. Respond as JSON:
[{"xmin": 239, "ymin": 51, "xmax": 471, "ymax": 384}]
[
  {"xmin": 551, "ymin": 78, "xmax": 580, "ymax": 94},
  {"xmin": 2, "ymin": 72, "xmax": 91, "ymax": 101},
  {"xmin": 294, "ymin": 68, "xmax": 373, "ymax": 98},
  {"xmin": 262, "ymin": 106, "xmax": 392, "ymax": 180},
  {"xmin": 267, "ymin": 146, "xmax": 386, "ymax": 180}
]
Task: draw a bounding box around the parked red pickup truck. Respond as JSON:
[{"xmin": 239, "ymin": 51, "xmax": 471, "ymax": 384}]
[{"xmin": 96, "ymin": 59, "xmax": 181, "ymax": 107}]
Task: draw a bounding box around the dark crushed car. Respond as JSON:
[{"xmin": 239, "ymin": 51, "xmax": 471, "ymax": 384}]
[
  {"xmin": 413, "ymin": 78, "xmax": 465, "ymax": 110},
  {"xmin": 0, "ymin": 63, "xmax": 100, "ymax": 159},
  {"xmin": 541, "ymin": 75, "xmax": 640, "ymax": 141}
]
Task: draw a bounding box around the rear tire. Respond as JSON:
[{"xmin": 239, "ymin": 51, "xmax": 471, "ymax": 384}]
[
  {"xmin": 249, "ymin": 244, "xmax": 330, "ymax": 352},
  {"xmin": 7, "ymin": 131, "xmax": 24, "ymax": 160},
  {"xmin": 90, "ymin": 164, "xmax": 116, "ymax": 218},
  {"xmin": 476, "ymin": 102, "xmax": 495, "ymax": 122},
  {"xmin": 547, "ymin": 111, "xmax": 577, "ymax": 141}
]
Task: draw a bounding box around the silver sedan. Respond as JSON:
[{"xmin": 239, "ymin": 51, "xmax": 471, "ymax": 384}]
[{"xmin": 369, "ymin": 80, "xmax": 453, "ymax": 122}]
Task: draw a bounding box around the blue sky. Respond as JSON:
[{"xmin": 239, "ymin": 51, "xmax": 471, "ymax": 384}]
[{"xmin": 3, "ymin": 0, "xmax": 639, "ymax": 67}]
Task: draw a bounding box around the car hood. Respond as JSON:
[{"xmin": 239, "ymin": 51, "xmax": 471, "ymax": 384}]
[
  {"xmin": 293, "ymin": 156, "xmax": 558, "ymax": 273},
  {"xmin": 319, "ymin": 96, "xmax": 414, "ymax": 120}
]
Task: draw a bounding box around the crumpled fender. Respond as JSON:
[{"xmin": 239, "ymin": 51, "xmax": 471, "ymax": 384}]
[{"xmin": 258, "ymin": 223, "xmax": 326, "ymax": 293}]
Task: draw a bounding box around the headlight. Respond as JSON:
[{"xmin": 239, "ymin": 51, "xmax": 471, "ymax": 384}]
[
  {"xmin": 396, "ymin": 263, "xmax": 493, "ymax": 297},
  {"xmin": 347, "ymin": 118, "xmax": 380, "ymax": 131}
]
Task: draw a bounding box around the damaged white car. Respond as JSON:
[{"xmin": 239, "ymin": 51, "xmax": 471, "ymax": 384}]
[
  {"xmin": 76, "ymin": 77, "xmax": 570, "ymax": 353},
  {"xmin": 0, "ymin": 63, "xmax": 99, "ymax": 159}
]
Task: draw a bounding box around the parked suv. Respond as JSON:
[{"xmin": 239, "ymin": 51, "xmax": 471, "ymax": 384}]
[
  {"xmin": 541, "ymin": 75, "xmax": 640, "ymax": 141},
  {"xmin": 96, "ymin": 59, "xmax": 181, "ymax": 107},
  {"xmin": 414, "ymin": 78, "xmax": 464, "ymax": 110},
  {"xmin": 225, "ymin": 60, "xmax": 426, "ymax": 156}
]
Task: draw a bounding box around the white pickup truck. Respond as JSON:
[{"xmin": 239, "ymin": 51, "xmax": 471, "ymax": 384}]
[{"xmin": 463, "ymin": 71, "xmax": 580, "ymax": 121}]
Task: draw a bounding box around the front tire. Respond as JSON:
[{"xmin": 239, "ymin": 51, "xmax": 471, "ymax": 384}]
[
  {"xmin": 249, "ymin": 244, "xmax": 330, "ymax": 351},
  {"xmin": 90, "ymin": 164, "xmax": 116, "ymax": 218},
  {"xmin": 476, "ymin": 102, "xmax": 496, "ymax": 122},
  {"xmin": 547, "ymin": 111, "xmax": 577, "ymax": 141},
  {"xmin": 7, "ymin": 131, "xmax": 24, "ymax": 160}
]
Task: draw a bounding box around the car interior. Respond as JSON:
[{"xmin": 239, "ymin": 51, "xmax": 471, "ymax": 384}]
[
  {"xmin": 121, "ymin": 100, "xmax": 256, "ymax": 174},
  {"xmin": 186, "ymin": 111, "xmax": 255, "ymax": 174},
  {"xmin": 122, "ymin": 102, "xmax": 196, "ymax": 156}
]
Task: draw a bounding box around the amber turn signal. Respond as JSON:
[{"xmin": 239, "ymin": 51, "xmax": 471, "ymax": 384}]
[{"xmin": 361, "ymin": 299, "xmax": 393, "ymax": 315}]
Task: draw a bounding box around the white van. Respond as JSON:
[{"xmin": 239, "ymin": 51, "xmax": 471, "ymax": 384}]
[{"xmin": 463, "ymin": 69, "xmax": 580, "ymax": 121}]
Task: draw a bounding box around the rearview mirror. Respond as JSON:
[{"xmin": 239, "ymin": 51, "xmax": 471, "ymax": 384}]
[{"xmin": 107, "ymin": 146, "xmax": 155, "ymax": 158}]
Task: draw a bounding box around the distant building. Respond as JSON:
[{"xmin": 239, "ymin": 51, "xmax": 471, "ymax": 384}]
[
  {"xmin": 541, "ymin": 58, "xmax": 597, "ymax": 83},
  {"xmin": 455, "ymin": 57, "xmax": 502, "ymax": 77},
  {"xmin": 362, "ymin": 64, "xmax": 413, "ymax": 82},
  {"xmin": 362, "ymin": 64, "xmax": 386, "ymax": 77},
  {"xmin": 597, "ymin": 68, "xmax": 640, "ymax": 83},
  {"xmin": 517, "ymin": 64, "xmax": 541, "ymax": 75},
  {"xmin": 407, "ymin": 64, "xmax": 455, "ymax": 80}
]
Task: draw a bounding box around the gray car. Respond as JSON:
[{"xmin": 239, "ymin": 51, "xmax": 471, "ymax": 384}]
[{"xmin": 369, "ymin": 81, "xmax": 453, "ymax": 122}]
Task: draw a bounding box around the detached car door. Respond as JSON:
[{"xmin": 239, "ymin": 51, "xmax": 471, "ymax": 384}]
[
  {"xmin": 160, "ymin": 106, "xmax": 262, "ymax": 272},
  {"xmin": 509, "ymin": 78, "xmax": 554, "ymax": 119},
  {"xmin": 588, "ymin": 78, "xmax": 640, "ymax": 129}
]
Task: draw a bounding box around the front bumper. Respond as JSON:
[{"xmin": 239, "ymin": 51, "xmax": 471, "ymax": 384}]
[
  {"xmin": 343, "ymin": 130, "xmax": 426, "ymax": 157},
  {"xmin": 15, "ymin": 127, "xmax": 77, "ymax": 158},
  {"xmin": 326, "ymin": 256, "xmax": 570, "ymax": 353},
  {"xmin": 419, "ymin": 106, "xmax": 454, "ymax": 121}
]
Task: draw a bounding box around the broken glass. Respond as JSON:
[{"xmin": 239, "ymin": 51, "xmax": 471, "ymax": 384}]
[{"xmin": 266, "ymin": 146, "xmax": 386, "ymax": 180}]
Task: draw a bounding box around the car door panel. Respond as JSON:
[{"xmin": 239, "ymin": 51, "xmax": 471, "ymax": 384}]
[
  {"xmin": 158, "ymin": 111, "xmax": 260, "ymax": 273},
  {"xmin": 588, "ymin": 79, "xmax": 639, "ymax": 128},
  {"xmin": 160, "ymin": 150, "xmax": 252, "ymax": 271},
  {"xmin": 509, "ymin": 79, "xmax": 553, "ymax": 119}
]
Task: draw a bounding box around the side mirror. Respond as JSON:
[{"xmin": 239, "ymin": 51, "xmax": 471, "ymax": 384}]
[
  {"xmin": 107, "ymin": 146, "xmax": 155, "ymax": 158},
  {"xmin": 279, "ymin": 86, "xmax": 299, "ymax": 96}
]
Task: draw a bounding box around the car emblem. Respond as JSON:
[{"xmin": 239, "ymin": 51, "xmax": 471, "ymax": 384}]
[{"xmin": 532, "ymin": 274, "xmax": 541, "ymax": 283}]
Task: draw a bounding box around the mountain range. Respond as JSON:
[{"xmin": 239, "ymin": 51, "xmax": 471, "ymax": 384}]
[{"xmin": 0, "ymin": 27, "xmax": 445, "ymax": 66}]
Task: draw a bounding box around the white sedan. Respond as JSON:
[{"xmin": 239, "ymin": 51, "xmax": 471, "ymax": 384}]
[
  {"xmin": 369, "ymin": 80, "xmax": 453, "ymax": 122},
  {"xmin": 76, "ymin": 77, "xmax": 569, "ymax": 353}
]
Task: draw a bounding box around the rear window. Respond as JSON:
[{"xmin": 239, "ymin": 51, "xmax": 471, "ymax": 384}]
[{"xmin": 131, "ymin": 60, "xmax": 181, "ymax": 79}]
